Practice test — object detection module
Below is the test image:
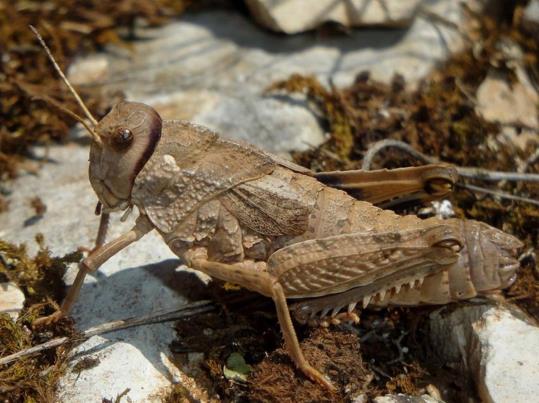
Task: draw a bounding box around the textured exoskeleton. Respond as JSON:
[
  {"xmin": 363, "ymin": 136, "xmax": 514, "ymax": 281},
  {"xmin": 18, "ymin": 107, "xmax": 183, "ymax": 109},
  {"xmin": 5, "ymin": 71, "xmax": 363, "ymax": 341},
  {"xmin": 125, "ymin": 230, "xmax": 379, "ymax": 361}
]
[
  {"xmin": 34, "ymin": 100, "xmax": 523, "ymax": 390},
  {"xmin": 27, "ymin": 26, "xmax": 525, "ymax": 390}
]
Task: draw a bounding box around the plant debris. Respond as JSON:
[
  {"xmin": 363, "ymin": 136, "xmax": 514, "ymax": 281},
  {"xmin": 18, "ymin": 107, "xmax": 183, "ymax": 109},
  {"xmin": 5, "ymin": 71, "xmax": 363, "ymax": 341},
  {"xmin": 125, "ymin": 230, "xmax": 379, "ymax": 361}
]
[
  {"xmin": 170, "ymin": 287, "xmax": 462, "ymax": 402},
  {"xmin": 102, "ymin": 387, "xmax": 131, "ymax": 403},
  {"xmin": 0, "ymin": 235, "xmax": 82, "ymax": 402},
  {"xmin": 29, "ymin": 196, "xmax": 47, "ymax": 217},
  {"xmin": 223, "ymin": 352, "xmax": 252, "ymax": 382}
]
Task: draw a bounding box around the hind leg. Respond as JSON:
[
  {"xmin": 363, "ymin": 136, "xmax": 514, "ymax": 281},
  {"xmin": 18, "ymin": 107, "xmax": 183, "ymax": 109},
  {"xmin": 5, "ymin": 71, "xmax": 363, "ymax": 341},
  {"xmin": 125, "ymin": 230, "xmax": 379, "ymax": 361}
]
[{"xmin": 186, "ymin": 254, "xmax": 335, "ymax": 391}]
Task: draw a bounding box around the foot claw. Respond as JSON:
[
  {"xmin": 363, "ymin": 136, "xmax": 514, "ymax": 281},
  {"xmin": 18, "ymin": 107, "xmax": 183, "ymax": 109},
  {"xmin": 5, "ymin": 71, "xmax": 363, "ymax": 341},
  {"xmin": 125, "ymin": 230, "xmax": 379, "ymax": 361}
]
[
  {"xmin": 33, "ymin": 310, "xmax": 64, "ymax": 327},
  {"xmin": 303, "ymin": 365, "xmax": 336, "ymax": 391},
  {"xmin": 335, "ymin": 311, "xmax": 360, "ymax": 324}
]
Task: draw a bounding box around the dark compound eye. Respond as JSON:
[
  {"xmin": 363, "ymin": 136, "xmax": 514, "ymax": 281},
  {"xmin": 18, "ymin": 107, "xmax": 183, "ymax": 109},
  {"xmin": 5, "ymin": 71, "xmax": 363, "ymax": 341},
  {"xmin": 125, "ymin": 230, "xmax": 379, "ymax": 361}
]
[{"xmin": 112, "ymin": 127, "xmax": 133, "ymax": 149}]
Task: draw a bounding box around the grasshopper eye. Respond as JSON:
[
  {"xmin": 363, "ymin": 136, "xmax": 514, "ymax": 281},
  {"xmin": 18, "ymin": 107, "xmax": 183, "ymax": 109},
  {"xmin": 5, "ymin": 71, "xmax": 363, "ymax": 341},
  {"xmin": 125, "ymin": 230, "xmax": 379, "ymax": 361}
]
[{"xmin": 112, "ymin": 127, "xmax": 133, "ymax": 150}]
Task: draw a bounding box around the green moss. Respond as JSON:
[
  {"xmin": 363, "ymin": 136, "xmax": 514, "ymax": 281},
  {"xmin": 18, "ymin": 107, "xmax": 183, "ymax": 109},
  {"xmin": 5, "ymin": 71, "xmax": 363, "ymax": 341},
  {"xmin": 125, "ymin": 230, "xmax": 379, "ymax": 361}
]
[{"xmin": 0, "ymin": 237, "xmax": 81, "ymax": 402}]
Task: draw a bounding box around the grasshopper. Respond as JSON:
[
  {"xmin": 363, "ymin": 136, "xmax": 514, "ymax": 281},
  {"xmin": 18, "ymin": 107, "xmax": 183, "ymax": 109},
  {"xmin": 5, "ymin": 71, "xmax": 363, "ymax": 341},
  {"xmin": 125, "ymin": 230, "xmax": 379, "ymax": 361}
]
[{"xmin": 31, "ymin": 28, "xmax": 523, "ymax": 390}]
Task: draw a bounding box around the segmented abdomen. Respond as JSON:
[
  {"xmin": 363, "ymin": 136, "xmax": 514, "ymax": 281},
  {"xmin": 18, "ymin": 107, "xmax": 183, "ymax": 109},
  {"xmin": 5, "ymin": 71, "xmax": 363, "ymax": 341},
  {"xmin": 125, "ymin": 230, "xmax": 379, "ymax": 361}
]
[
  {"xmin": 286, "ymin": 176, "xmax": 522, "ymax": 324},
  {"xmin": 374, "ymin": 219, "xmax": 521, "ymax": 306}
]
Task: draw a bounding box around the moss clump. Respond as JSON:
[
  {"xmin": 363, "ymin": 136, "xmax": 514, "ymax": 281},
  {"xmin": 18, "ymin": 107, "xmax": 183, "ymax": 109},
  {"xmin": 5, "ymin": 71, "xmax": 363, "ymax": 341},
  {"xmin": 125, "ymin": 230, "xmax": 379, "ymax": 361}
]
[
  {"xmin": 267, "ymin": 74, "xmax": 355, "ymax": 161},
  {"xmin": 0, "ymin": 235, "xmax": 81, "ymax": 311},
  {"xmin": 0, "ymin": 236, "xmax": 81, "ymax": 402}
]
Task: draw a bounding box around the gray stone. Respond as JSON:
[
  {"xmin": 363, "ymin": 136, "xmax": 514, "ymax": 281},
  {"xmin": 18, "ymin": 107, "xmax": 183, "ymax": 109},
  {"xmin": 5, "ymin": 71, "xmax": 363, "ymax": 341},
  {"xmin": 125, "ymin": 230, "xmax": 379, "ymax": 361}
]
[
  {"xmin": 476, "ymin": 63, "xmax": 538, "ymax": 150},
  {"xmin": 428, "ymin": 304, "xmax": 539, "ymax": 403},
  {"xmin": 351, "ymin": 393, "xmax": 368, "ymax": 403},
  {"xmin": 374, "ymin": 394, "xmax": 444, "ymax": 403},
  {"xmin": 0, "ymin": 282, "xmax": 25, "ymax": 320},
  {"xmin": 244, "ymin": 0, "xmax": 422, "ymax": 34},
  {"xmin": 69, "ymin": 3, "xmax": 482, "ymax": 155},
  {"xmin": 522, "ymin": 0, "xmax": 539, "ymax": 35}
]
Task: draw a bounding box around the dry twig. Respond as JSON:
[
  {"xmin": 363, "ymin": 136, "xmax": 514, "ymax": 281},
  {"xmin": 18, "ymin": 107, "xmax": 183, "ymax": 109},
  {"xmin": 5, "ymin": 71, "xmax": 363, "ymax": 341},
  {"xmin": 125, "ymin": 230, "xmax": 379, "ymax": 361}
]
[
  {"xmin": 455, "ymin": 183, "xmax": 539, "ymax": 207},
  {"xmin": 0, "ymin": 300, "xmax": 215, "ymax": 366}
]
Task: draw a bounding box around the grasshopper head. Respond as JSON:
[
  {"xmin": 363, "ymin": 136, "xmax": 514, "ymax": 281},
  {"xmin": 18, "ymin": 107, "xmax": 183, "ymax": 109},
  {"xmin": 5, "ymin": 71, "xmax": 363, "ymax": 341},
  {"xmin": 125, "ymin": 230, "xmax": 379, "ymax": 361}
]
[
  {"xmin": 30, "ymin": 28, "xmax": 162, "ymax": 212},
  {"xmin": 89, "ymin": 101, "xmax": 162, "ymax": 211}
]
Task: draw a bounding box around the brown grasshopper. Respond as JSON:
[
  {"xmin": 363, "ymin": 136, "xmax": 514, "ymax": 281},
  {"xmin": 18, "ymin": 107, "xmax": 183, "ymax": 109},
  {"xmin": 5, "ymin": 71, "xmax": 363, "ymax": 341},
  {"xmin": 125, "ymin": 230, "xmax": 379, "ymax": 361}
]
[{"xmin": 31, "ymin": 28, "xmax": 523, "ymax": 390}]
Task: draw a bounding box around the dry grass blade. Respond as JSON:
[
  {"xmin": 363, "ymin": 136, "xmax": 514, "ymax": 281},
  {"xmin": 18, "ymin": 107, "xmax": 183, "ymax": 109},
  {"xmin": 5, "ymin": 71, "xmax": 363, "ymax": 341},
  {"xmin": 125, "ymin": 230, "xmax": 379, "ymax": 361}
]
[
  {"xmin": 0, "ymin": 300, "xmax": 215, "ymax": 366},
  {"xmin": 456, "ymin": 183, "xmax": 539, "ymax": 207}
]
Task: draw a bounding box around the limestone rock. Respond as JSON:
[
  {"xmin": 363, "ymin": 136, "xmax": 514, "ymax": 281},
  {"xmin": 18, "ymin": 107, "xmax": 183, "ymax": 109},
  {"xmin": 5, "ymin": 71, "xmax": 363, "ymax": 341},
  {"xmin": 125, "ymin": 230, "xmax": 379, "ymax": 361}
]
[
  {"xmin": 476, "ymin": 61, "xmax": 539, "ymax": 150},
  {"xmin": 522, "ymin": 0, "xmax": 539, "ymax": 35},
  {"xmin": 244, "ymin": 0, "xmax": 422, "ymax": 34},
  {"xmin": 374, "ymin": 394, "xmax": 444, "ymax": 403},
  {"xmin": 428, "ymin": 304, "xmax": 539, "ymax": 403},
  {"xmin": 476, "ymin": 71, "xmax": 537, "ymax": 128},
  {"xmin": 68, "ymin": 4, "xmax": 480, "ymax": 154},
  {"xmin": 0, "ymin": 282, "xmax": 25, "ymax": 320}
]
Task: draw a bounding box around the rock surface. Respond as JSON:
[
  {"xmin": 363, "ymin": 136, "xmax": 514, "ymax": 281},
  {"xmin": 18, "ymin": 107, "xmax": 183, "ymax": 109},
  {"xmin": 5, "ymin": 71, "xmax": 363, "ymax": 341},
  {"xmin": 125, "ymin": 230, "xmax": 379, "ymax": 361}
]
[
  {"xmin": 428, "ymin": 304, "xmax": 539, "ymax": 403},
  {"xmin": 244, "ymin": 0, "xmax": 422, "ymax": 34},
  {"xmin": 0, "ymin": 4, "xmax": 494, "ymax": 402},
  {"xmin": 522, "ymin": 0, "xmax": 539, "ymax": 34},
  {"xmin": 0, "ymin": 282, "xmax": 25, "ymax": 320},
  {"xmin": 374, "ymin": 394, "xmax": 444, "ymax": 403},
  {"xmin": 476, "ymin": 57, "xmax": 539, "ymax": 151},
  {"xmin": 70, "ymin": 2, "xmax": 479, "ymax": 156}
]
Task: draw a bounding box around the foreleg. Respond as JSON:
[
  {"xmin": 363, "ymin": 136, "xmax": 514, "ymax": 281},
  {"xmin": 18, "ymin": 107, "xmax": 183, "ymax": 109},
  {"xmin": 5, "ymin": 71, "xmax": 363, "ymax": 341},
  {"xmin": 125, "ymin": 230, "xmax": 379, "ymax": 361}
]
[{"xmin": 34, "ymin": 215, "xmax": 153, "ymax": 326}]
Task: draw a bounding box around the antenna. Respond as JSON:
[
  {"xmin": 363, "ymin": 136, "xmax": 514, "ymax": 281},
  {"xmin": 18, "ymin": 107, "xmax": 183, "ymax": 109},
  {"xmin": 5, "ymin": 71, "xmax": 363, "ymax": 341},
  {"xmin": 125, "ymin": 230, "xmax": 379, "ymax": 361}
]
[{"xmin": 29, "ymin": 25, "xmax": 102, "ymax": 144}]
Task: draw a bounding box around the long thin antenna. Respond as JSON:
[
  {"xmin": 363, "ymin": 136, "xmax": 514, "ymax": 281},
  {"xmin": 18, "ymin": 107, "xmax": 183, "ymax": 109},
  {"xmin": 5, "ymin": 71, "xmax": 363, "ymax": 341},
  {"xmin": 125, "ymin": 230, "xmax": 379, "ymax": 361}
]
[
  {"xmin": 30, "ymin": 25, "xmax": 101, "ymax": 137},
  {"xmin": 16, "ymin": 79, "xmax": 98, "ymax": 138}
]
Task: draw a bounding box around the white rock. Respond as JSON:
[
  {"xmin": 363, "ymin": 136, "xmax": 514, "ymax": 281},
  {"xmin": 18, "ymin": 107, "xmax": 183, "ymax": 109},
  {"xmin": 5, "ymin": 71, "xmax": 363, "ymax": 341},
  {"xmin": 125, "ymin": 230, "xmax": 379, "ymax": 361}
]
[
  {"xmin": 522, "ymin": 0, "xmax": 539, "ymax": 34},
  {"xmin": 0, "ymin": 282, "xmax": 25, "ymax": 320},
  {"xmin": 68, "ymin": 54, "xmax": 109, "ymax": 85},
  {"xmin": 351, "ymin": 393, "xmax": 368, "ymax": 403},
  {"xmin": 374, "ymin": 394, "xmax": 444, "ymax": 403},
  {"xmin": 244, "ymin": 0, "xmax": 422, "ymax": 34},
  {"xmin": 68, "ymin": 4, "xmax": 481, "ymax": 154},
  {"xmin": 475, "ymin": 41, "xmax": 538, "ymax": 151},
  {"xmin": 428, "ymin": 304, "xmax": 539, "ymax": 403},
  {"xmin": 476, "ymin": 69, "xmax": 538, "ymax": 125}
]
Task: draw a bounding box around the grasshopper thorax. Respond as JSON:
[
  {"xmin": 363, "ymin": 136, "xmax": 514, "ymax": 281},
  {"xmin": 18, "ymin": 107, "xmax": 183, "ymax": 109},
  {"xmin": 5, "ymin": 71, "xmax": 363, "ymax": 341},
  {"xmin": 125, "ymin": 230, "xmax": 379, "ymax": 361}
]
[{"xmin": 89, "ymin": 101, "xmax": 162, "ymax": 212}]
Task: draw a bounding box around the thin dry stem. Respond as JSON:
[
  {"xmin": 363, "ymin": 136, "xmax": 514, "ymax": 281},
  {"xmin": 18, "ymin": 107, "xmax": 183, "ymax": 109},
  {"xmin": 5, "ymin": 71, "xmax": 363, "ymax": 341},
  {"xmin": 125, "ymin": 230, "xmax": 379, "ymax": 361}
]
[
  {"xmin": 0, "ymin": 300, "xmax": 215, "ymax": 366},
  {"xmin": 456, "ymin": 183, "xmax": 539, "ymax": 207},
  {"xmin": 363, "ymin": 139, "xmax": 539, "ymax": 182}
]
